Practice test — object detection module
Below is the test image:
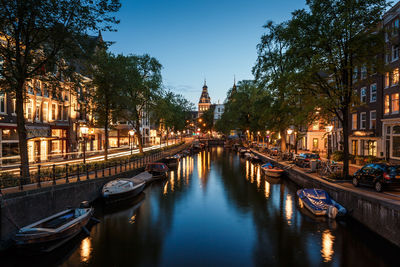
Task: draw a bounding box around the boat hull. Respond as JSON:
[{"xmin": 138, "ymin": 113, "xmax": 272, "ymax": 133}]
[
  {"xmin": 262, "ymin": 168, "xmax": 283, "ymax": 177},
  {"xmin": 103, "ymin": 182, "xmax": 145, "ymax": 203},
  {"xmin": 15, "ymin": 208, "xmax": 93, "ymax": 252}
]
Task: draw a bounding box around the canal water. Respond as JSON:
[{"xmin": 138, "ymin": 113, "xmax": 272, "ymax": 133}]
[{"xmin": 3, "ymin": 147, "xmax": 399, "ymax": 266}]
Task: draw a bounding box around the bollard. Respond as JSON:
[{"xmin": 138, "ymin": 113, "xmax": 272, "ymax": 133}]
[
  {"xmin": 115, "ymin": 161, "xmax": 117, "ymax": 174},
  {"xmin": 86, "ymin": 164, "xmax": 89, "ymax": 180},
  {"xmin": 109, "ymin": 162, "xmax": 111, "ymax": 176},
  {"xmin": 120, "ymin": 161, "xmax": 122, "ymax": 172},
  {"xmin": 125, "ymin": 159, "xmax": 127, "ymax": 171},
  {"xmin": 37, "ymin": 165, "xmax": 41, "ymax": 188},
  {"xmin": 19, "ymin": 166, "xmax": 23, "ymax": 191},
  {"xmin": 52, "ymin": 164, "xmax": 56, "ymax": 185},
  {"xmin": 102, "ymin": 163, "xmax": 105, "ymax": 177},
  {"xmin": 95, "ymin": 163, "xmax": 98, "ymax": 178},
  {"xmin": 65, "ymin": 164, "xmax": 69, "ymax": 183},
  {"xmin": 77, "ymin": 164, "xmax": 80, "ymax": 182}
]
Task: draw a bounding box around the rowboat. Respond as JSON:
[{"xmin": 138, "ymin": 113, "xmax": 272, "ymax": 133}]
[
  {"xmin": 145, "ymin": 162, "xmax": 169, "ymax": 179},
  {"xmin": 14, "ymin": 203, "xmax": 93, "ymax": 252},
  {"xmin": 102, "ymin": 179, "xmax": 146, "ymax": 203},
  {"xmin": 297, "ymin": 189, "xmax": 346, "ymax": 219},
  {"xmin": 261, "ymin": 162, "xmax": 284, "ymax": 177},
  {"xmin": 164, "ymin": 155, "xmax": 180, "ymax": 169}
]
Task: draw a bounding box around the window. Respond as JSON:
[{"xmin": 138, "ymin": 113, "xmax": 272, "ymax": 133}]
[
  {"xmin": 393, "ymin": 45, "xmax": 399, "ymax": 61},
  {"xmin": 312, "ymin": 121, "xmax": 319, "ymax": 130},
  {"xmin": 27, "ymin": 84, "xmax": 34, "ymax": 95},
  {"xmin": 361, "ymin": 65, "xmax": 367, "ymax": 79},
  {"xmin": 313, "ymin": 138, "xmax": 318, "ymax": 149},
  {"xmin": 385, "ymin": 72, "xmax": 390, "ymax": 88},
  {"xmin": 370, "ymin": 84, "xmax": 377, "ymax": 102},
  {"xmin": 393, "ymin": 19, "xmax": 399, "ymax": 36},
  {"xmin": 360, "ymin": 87, "xmax": 367, "ymax": 103},
  {"xmin": 63, "ymin": 105, "xmax": 68, "ymax": 121},
  {"xmin": 43, "ymin": 84, "xmax": 49, "ymax": 97},
  {"xmin": 370, "ymin": 110, "xmax": 376, "ymax": 129},
  {"xmin": 394, "ymin": 68, "xmax": 399, "ymax": 85},
  {"xmin": 360, "ymin": 112, "xmax": 366, "ymax": 129},
  {"xmin": 35, "ymin": 102, "xmax": 41, "ymax": 121},
  {"xmin": 392, "ymin": 93, "xmax": 399, "ymax": 113},
  {"xmin": 43, "ymin": 102, "xmax": 48, "ymax": 122},
  {"xmin": 0, "ymin": 92, "xmax": 5, "ymax": 113},
  {"xmin": 386, "ymin": 53, "xmax": 391, "ymax": 64},
  {"xmin": 368, "ymin": 141, "xmax": 377, "ymax": 156},
  {"xmin": 35, "ymin": 81, "xmax": 41, "ymax": 96},
  {"xmin": 51, "ymin": 103, "xmax": 56, "ymax": 121},
  {"xmin": 58, "ymin": 104, "xmax": 62, "ymax": 120},
  {"xmin": 385, "ymin": 95, "xmax": 390, "ymax": 114},
  {"xmin": 11, "ymin": 99, "xmax": 16, "ymax": 115},
  {"xmin": 352, "ymin": 68, "xmax": 358, "ymax": 82},
  {"xmin": 352, "ymin": 113, "xmax": 357, "ymax": 130},
  {"xmin": 26, "ymin": 100, "xmax": 33, "ymax": 121}
]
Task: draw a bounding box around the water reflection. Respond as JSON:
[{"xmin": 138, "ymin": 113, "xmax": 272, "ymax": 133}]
[
  {"xmin": 80, "ymin": 237, "xmax": 92, "ymax": 263},
  {"xmin": 264, "ymin": 180, "xmax": 270, "ymax": 199},
  {"xmin": 321, "ymin": 230, "xmax": 335, "ymax": 262},
  {"xmin": 285, "ymin": 194, "xmax": 293, "ymax": 226}
]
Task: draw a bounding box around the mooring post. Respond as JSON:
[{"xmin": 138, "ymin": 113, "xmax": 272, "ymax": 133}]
[
  {"xmin": 52, "ymin": 164, "xmax": 56, "ymax": 185},
  {"xmin": 65, "ymin": 164, "xmax": 69, "ymax": 183},
  {"xmin": 37, "ymin": 165, "xmax": 41, "ymax": 188}
]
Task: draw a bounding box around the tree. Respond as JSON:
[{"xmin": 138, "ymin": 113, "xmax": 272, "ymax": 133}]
[
  {"xmin": 117, "ymin": 54, "xmax": 162, "ymax": 153},
  {"xmin": 199, "ymin": 106, "xmax": 215, "ymax": 133},
  {"xmin": 286, "ymin": 0, "xmax": 387, "ymax": 176},
  {"xmin": 90, "ymin": 51, "xmax": 126, "ymax": 160},
  {"xmin": 0, "ymin": 0, "xmax": 120, "ymax": 179}
]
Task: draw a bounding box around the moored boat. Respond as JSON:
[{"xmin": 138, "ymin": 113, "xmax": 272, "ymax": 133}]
[
  {"xmin": 102, "ymin": 179, "xmax": 146, "ymax": 203},
  {"xmin": 14, "ymin": 203, "xmax": 94, "ymax": 252},
  {"xmin": 261, "ymin": 162, "xmax": 284, "ymax": 177},
  {"xmin": 145, "ymin": 162, "xmax": 169, "ymax": 179},
  {"xmin": 297, "ymin": 189, "xmax": 346, "ymax": 219},
  {"xmin": 164, "ymin": 155, "xmax": 180, "ymax": 169}
]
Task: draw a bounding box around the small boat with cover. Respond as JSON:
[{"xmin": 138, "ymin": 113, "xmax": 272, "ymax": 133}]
[
  {"xmin": 261, "ymin": 162, "xmax": 284, "ymax": 177},
  {"xmin": 145, "ymin": 162, "xmax": 169, "ymax": 179},
  {"xmin": 164, "ymin": 154, "xmax": 180, "ymax": 168},
  {"xmin": 14, "ymin": 202, "xmax": 93, "ymax": 252},
  {"xmin": 297, "ymin": 188, "xmax": 346, "ymax": 219}
]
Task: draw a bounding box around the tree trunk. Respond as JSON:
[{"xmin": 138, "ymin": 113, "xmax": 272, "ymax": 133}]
[
  {"xmin": 135, "ymin": 121, "xmax": 144, "ymax": 153},
  {"xmin": 342, "ymin": 108, "xmax": 350, "ymax": 178},
  {"xmin": 280, "ymin": 130, "xmax": 287, "ymax": 152},
  {"xmin": 15, "ymin": 83, "xmax": 30, "ymax": 181},
  {"xmin": 166, "ymin": 129, "xmax": 169, "ymax": 146}
]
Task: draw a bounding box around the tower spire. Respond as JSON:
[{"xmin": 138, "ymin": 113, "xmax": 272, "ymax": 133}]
[{"xmin": 204, "ymin": 78, "xmax": 207, "ymax": 87}]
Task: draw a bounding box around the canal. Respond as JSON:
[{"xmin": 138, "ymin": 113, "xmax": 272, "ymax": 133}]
[{"xmin": 3, "ymin": 147, "xmax": 399, "ymax": 266}]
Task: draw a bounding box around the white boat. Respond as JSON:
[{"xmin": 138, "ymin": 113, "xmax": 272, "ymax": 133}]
[
  {"xmin": 15, "ymin": 204, "xmax": 93, "ymax": 252},
  {"xmin": 102, "ymin": 179, "xmax": 146, "ymax": 203}
]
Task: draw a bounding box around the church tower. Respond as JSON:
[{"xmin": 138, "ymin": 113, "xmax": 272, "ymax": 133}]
[{"xmin": 198, "ymin": 79, "xmax": 211, "ymax": 117}]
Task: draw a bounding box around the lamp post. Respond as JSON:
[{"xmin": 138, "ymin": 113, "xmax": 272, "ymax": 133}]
[
  {"xmin": 326, "ymin": 125, "xmax": 333, "ymax": 160},
  {"xmin": 80, "ymin": 126, "xmax": 89, "ymax": 164},
  {"xmin": 129, "ymin": 130, "xmax": 135, "ymax": 155}
]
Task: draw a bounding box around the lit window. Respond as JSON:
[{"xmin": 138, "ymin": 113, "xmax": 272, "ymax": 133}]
[
  {"xmin": 27, "ymin": 84, "xmax": 34, "ymax": 94},
  {"xmin": 12, "ymin": 99, "xmax": 16, "ymax": 115},
  {"xmin": 26, "ymin": 100, "xmax": 33, "ymax": 121},
  {"xmin": 370, "ymin": 110, "xmax": 376, "ymax": 129},
  {"xmin": 360, "ymin": 112, "xmax": 366, "ymax": 129},
  {"xmin": 392, "ymin": 93, "xmax": 399, "ymax": 113},
  {"xmin": 312, "ymin": 121, "xmax": 319, "ymax": 130},
  {"xmin": 43, "ymin": 102, "xmax": 48, "ymax": 122},
  {"xmin": 370, "ymin": 84, "xmax": 377, "ymax": 102},
  {"xmin": 385, "ymin": 72, "xmax": 390, "ymax": 88},
  {"xmin": 393, "ymin": 68, "xmax": 399, "ymax": 85},
  {"xmin": 385, "ymin": 95, "xmax": 390, "ymax": 114},
  {"xmin": 360, "ymin": 87, "xmax": 367, "ymax": 103},
  {"xmin": 352, "ymin": 113, "xmax": 357, "ymax": 130}
]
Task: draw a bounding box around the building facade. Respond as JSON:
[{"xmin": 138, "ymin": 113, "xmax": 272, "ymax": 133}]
[{"xmin": 198, "ymin": 80, "xmax": 211, "ymax": 117}]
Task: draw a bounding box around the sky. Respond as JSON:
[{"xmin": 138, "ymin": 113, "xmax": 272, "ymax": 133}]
[{"xmin": 102, "ymin": 0, "xmax": 307, "ymax": 106}]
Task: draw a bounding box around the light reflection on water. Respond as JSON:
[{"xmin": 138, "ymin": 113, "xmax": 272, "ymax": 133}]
[{"xmin": 3, "ymin": 147, "xmax": 398, "ymax": 267}]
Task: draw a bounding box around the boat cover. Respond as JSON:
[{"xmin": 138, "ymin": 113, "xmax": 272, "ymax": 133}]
[{"xmin": 297, "ymin": 189, "xmax": 346, "ymax": 217}]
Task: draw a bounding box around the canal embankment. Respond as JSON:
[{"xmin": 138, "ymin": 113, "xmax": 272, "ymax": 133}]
[
  {"xmin": 0, "ymin": 142, "xmax": 191, "ymax": 250},
  {"xmin": 252, "ymin": 149, "xmax": 400, "ymax": 248}
]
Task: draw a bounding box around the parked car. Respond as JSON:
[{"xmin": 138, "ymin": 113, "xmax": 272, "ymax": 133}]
[
  {"xmin": 295, "ymin": 153, "xmax": 320, "ymax": 168},
  {"xmin": 352, "ymin": 163, "xmax": 400, "ymax": 192}
]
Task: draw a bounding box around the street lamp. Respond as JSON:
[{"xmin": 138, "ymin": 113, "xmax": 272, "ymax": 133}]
[
  {"xmin": 129, "ymin": 130, "xmax": 135, "ymax": 155},
  {"xmin": 80, "ymin": 126, "xmax": 89, "ymax": 164},
  {"xmin": 326, "ymin": 125, "xmax": 333, "ymax": 160}
]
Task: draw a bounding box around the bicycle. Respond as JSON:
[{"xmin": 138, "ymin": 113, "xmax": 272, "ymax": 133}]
[{"xmin": 317, "ymin": 160, "xmax": 342, "ymax": 178}]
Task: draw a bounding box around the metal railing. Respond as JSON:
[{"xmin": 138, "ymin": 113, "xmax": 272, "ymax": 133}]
[{"xmin": 0, "ymin": 143, "xmax": 188, "ymax": 194}]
